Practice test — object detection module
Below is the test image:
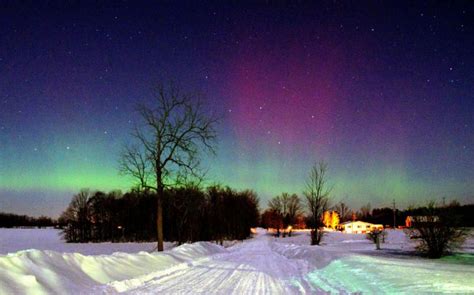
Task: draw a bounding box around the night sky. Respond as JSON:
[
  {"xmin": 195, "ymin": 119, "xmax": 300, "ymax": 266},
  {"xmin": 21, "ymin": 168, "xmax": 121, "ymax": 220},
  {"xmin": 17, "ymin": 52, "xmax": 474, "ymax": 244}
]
[{"xmin": 1, "ymin": 1, "xmax": 473, "ymax": 217}]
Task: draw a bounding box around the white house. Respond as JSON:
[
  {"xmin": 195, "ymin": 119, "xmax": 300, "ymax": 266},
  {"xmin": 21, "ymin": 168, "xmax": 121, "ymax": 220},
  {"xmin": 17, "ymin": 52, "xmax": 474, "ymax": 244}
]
[{"xmin": 338, "ymin": 221, "xmax": 383, "ymax": 234}]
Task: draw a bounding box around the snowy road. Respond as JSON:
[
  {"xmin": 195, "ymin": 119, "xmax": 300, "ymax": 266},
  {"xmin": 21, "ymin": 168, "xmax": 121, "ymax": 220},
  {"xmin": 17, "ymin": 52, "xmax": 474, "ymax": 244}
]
[
  {"xmin": 1, "ymin": 228, "xmax": 473, "ymax": 294},
  {"xmin": 108, "ymin": 231, "xmax": 313, "ymax": 294},
  {"xmin": 104, "ymin": 229, "xmax": 474, "ymax": 294}
]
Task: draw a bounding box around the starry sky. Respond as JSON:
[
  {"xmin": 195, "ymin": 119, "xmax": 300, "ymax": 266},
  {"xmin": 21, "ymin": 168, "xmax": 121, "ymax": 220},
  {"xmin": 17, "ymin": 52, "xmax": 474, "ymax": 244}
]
[{"xmin": 0, "ymin": 1, "xmax": 473, "ymax": 217}]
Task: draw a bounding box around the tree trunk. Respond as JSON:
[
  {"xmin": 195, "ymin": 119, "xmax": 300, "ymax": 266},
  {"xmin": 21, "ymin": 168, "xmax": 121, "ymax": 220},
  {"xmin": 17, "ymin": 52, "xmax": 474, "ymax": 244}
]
[
  {"xmin": 155, "ymin": 159, "xmax": 165, "ymax": 252},
  {"xmin": 156, "ymin": 175, "xmax": 164, "ymax": 251},
  {"xmin": 157, "ymin": 194, "xmax": 164, "ymax": 251}
]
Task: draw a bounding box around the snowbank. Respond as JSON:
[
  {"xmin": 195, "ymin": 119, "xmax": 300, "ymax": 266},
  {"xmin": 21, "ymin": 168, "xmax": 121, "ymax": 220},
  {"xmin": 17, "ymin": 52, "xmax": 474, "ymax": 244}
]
[
  {"xmin": 306, "ymin": 254, "xmax": 474, "ymax": 293},
  {"xmin": 1, "ymin": 228, "xmax": 473, "ymax": 294},
  {"xmin": 0, "ymin": 242, "xmax": 226, "ymax": 294},
  {"xmin": 271, "ymin": 229, "xmax": 474, "ymax": 293}
]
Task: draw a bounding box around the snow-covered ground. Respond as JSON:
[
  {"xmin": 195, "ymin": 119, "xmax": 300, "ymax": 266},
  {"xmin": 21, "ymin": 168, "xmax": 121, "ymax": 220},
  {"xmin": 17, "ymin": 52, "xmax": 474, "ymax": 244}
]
[
  {"xmin": 0, "ymin": 228, "xmax": 173, "ymax": 255},
  {"xmin": 0, "ymin": 228, "xmax": 473, "ymax": 294},
  {"xmin": 271, "ymin": 229, "xmax": 474, "ymax": 293}
]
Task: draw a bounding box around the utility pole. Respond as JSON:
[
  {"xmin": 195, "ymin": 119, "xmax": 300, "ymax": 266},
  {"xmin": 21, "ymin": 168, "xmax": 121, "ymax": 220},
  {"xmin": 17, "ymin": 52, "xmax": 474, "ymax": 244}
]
[{"xmin": 392, "ymin": 199, "xmax": 396, "ymax": 229}]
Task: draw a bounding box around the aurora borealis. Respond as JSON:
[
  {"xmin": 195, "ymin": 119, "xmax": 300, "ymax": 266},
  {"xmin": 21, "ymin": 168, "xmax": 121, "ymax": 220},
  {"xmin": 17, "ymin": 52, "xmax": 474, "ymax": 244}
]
[{"xmin": 1, "ymin": 2, "xmax": 473, "ymax": 217}]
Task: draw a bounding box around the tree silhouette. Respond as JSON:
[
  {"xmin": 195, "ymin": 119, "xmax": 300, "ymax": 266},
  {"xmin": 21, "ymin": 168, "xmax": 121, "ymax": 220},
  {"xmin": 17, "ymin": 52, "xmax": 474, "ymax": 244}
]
[
  {"xmin": 268, "ymin": 193, "xmax": 301, "ymax": 228},
  {"xmin": 405, "ymin": 201, "xmax": 468, "ymax": 258},
  {"xmin": 59, "ymin": 189, "xmax": 92, "ymax": 242},
  {"xmin": 335, "ymin": 202, "xmax": 350, "ymax": 222},
  {"xmin": 61, "ymin": 186, "xmax": 258, "ymax": 244},
  {"xmin": 304, "ymin": 161, "xmax": 331, "ymax": 245},
  {"xmin": 120, "ymin": 82, "xmax": 219, "ymax": 251},
  {"xmin": 287, "ymin": 194, "xmax": 302, "ymax": 227}
]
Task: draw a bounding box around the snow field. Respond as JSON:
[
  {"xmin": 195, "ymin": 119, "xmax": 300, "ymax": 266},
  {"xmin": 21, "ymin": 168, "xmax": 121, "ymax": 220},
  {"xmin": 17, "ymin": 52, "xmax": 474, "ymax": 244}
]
[
  {"xmin": 272, "ymin": 229, "xmax": 474, "ymax": 293},
  {"xmin": 0, "ymin": 228, "xmax": 169, "ymax": 255},
  {"xmin": 0, "ymin": 228, "xmax": 473, "ymax": 294}
]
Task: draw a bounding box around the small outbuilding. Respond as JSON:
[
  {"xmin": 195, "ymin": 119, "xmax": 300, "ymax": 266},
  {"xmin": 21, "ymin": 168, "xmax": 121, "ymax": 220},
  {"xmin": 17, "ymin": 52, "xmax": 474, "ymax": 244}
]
[
  {"xmin": 338, "ymin": 221, "xmax": 383, "ymax": 234},
  {"xmin": 405, "ymin": 215, "xmax": 439, "ymax": 228}
]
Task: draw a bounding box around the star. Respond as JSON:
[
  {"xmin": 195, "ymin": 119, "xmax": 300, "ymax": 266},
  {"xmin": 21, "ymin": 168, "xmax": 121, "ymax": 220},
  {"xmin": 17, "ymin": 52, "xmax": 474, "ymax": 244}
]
[{"xmin": 1, "ymin": 0, "xmax": 473, "ymax": 220}]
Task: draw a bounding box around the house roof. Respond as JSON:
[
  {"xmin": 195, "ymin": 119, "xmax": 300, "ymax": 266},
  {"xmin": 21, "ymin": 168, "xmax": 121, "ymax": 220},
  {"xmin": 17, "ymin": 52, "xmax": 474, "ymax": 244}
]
[
  {"xmin": 339, "ymin": 221, "xmax": 383, "ymax": 226},
  {"xmin": 339, "ymin": 220, "xmax": 370, "ymax": 225}
]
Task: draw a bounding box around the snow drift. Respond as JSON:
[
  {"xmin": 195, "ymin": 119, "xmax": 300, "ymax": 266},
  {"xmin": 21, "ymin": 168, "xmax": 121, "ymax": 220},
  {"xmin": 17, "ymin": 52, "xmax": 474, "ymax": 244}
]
[
  {"xmin": 0, "ymin": 242, "xmax": 226, "ymax": 294},
  {"xmin": 1, "ymin": 228, "xmax": 473, "ymax": 294}
]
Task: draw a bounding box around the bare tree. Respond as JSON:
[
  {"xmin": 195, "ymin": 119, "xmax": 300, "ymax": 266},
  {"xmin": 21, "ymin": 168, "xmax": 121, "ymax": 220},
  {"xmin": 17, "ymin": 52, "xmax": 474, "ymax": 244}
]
[
  {"xmin": 335, "ymin": 201, "xmax": 350, "ymax": 222},
  {"xmin": 119, "ymin": 145, "xmax": 150, "ymax": 191},
  {"xmin": 268, "ymin": 195, "xmax": 283, "ymax": 215},
  {"xmin": 120, "ymin": 82, "xmax": 219, "ymax": 251},
  {"xmin": 304, "ymin": 161, "xmax": 331, "ymax": 245},
  {"xmin": 60, "ymin": 189, "xmax": 92, "ymax": 242},
  {"xmin": 287, "ymin": 194, "xmax": 302, "ymax": 225},
  {"xmin": 268, "ymin": 195, "xmax": 284, "ymax": 236},
  {"xmin": 267, "ymin": 193, "xmax": 301, "ymax": 236},
  {"xmin": 405, "ymin": 201, "xmax": 468, "ymax": 258}
]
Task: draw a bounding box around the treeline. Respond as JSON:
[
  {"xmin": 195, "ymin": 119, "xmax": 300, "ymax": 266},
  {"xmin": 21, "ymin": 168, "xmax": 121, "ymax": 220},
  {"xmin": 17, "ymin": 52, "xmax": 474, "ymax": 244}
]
[
  {"xmin": 0, "ymin": 212, "xmax": 56, "ymax": 228},
  {"xmin": 359, "ymin": 202, "xmax": 474, "ymax": 227},
  {"xmin": 60, "ymin": 186, "xmax": 260, "ymax": 244},
  {"xmin": 260, "ymin": 195, "xmax": 474, "ymax": 230},
  {"xmin": 404, "ymin": 202, "xmax": 474, "ymax": 227}
]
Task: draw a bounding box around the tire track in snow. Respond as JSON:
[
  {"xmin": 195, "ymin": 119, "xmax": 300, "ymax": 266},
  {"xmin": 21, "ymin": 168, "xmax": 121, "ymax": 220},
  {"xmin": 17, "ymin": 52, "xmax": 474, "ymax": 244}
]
[{"xmin": 108, "ymin": 235, "xmax": 313, "ymax": 294}]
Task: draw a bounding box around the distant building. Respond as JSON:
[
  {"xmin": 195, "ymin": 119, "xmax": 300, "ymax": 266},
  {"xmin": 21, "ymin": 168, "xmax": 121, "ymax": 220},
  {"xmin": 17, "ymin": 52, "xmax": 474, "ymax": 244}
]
[
  {"xmin": 338, "ymin": 221, "xmax": 383, "ymax": 234},
  {"xmin": 405, "ymin": 216, "xmax": 439, "ymax": 228}
]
